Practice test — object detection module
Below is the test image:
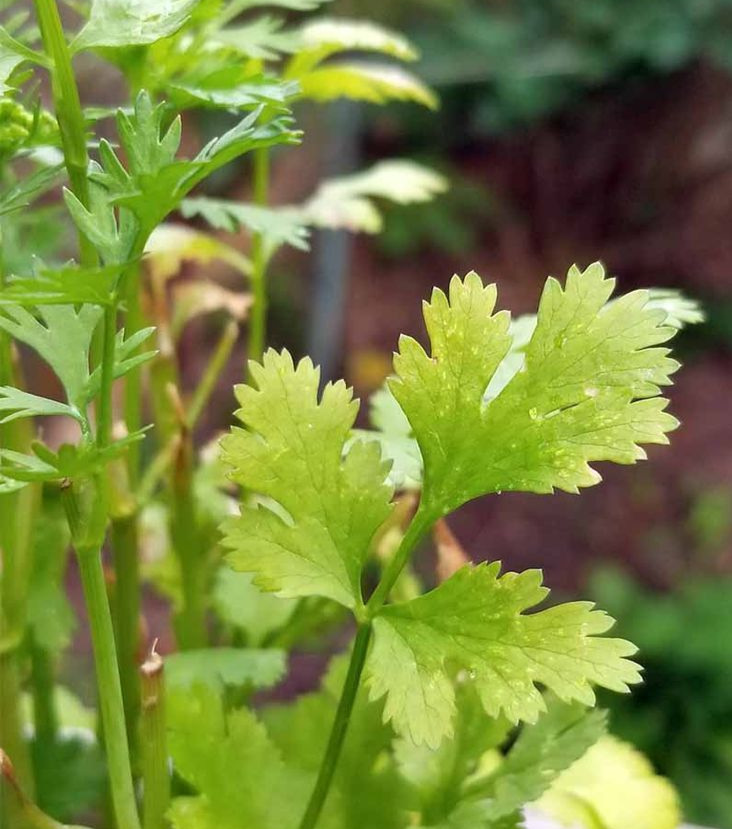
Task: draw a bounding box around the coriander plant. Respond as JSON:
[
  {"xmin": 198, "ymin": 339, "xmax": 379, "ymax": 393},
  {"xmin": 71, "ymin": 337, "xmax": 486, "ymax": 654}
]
[{"xmin": 0, "ymin": 1, "xmax": 701, "ymax": 829}]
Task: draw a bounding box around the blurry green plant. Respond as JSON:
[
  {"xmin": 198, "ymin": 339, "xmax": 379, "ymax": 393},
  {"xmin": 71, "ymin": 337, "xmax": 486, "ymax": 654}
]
[{"xmin": 592, "ymin": 566, "xmax": 732, "ymax": 829}]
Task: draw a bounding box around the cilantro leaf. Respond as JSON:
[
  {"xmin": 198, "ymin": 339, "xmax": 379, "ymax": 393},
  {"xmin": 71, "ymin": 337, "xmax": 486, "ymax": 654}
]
[
  {"xmin": 0, "ymin": 304, "xmax": 102, "ymax": 411},
  {"xmin": 165, "ymin": 647, "xmax": 286, "ymax": 691},
  {"xmin": 167, "ymin": 684, "xmax": 316, "ymax": 829},
  {"xmin": 535, "ymin": 735, "xmax": 681, "ymax": 829},
  {"xmin": 73, "ymin": 0, "xmax": 200, "ymax": 51},
  {"xmin": 367, "ymin": 562, "xmax": 640, "ymax": 747},
  {"xmin": 221, "ymin": 349, "xmax": 393, "ymax": 609},
  {"xmin": 297, "ymin": 62, "xmax": 438, "ymax": 108},
  {"xmin": 391, "ymin": 265, "xmax": 681, "ymax": 516}
]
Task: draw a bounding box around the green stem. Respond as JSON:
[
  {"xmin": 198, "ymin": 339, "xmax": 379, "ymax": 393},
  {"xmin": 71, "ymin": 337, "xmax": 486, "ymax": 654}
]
[
  {"xmin": 366, "ymin": 503, "xmax": 437, "ymax": 615},
  {"xmin": 96, "ymin": 304, "xmax": 118, "ymax": 449},
  {"xmin": 62, "ymin": 484, "xmax": 141, "ymax": 829},
  {"xmin": 111, "ymin": 513, "xmax": 142, "ymax": 758},
  {"xmin": 123, "ymin": 261, "xmax": 144, "ymax": 483},
  {"xmin": 247, "ymin": 146, "xmax": 270, "ymax": 371},
  {"xmin": 297, "ymin": 502, "xmax": 437, "ymax": 829},
  {"xmin": 1, "ymin": 749, "xmax": 64, "ymax": 829},
  {"xmin": 170, "ymin": 431, "xmax": 207, "ymax": 650},
  {"xmin": 32, "ymin": 0, "xmax": 96, "ymax": 267},
  {"xmin": 296, "ymin": 624, "xmax": 372, "ymax": 829},
  {"xmin": 29, "ymin": 638, "xmax": 58, "ymax": 745},
  {"xmin": 139, "ymin": 648, "xmax": 169, "ymax": 829},
  {"xmin": 188, "ymin": 321, "xmax": 238, "ymax": 428}
]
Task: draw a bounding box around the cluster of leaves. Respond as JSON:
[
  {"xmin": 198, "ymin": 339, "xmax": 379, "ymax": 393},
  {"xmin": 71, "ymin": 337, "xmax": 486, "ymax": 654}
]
[{"xmin": 0, "ymin": 1, "xmax": 701, "ymax": 829}]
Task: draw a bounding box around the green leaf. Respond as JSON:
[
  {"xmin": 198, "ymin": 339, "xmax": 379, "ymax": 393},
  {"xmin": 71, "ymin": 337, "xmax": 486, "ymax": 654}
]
[
  {"xmin": 391, "ymin": 265, "xmax": 681, "ymax": 516},
  {"xmin": 0, "ymin": 304, "xmax": 102, "ymax": 411},
  {"xmin": 353, "ymin": 385, "xmax": 422, "ymax": 490},
  {"xmin": 0, "ymin": 387, "xmax": 81, "ymax": 423},
  {"xmin": 221, "ymin": 349, "xmax": 393, "ymax": 609},
  {"xmin": 300, "ymin": 160, "xmax": 448, "ymax": 233},
  {"xmin": 213, "ymin": 16, "xmax": 300, "ymax": 60},
  {"xmin": 73, "ymin": 0, "xmax": 200, "ymax": 51},
  {"xmin": 181, "ymin": 197, "xmax": 310, "ymax": 254},
  {"xmin": 165, "ymin": 647, "xmax": 286, "ymax": 691},
  {"xmin": 1, "ymin": 263, "xmax": 123, "ymax": 306},
  {"xmin": 170, "ymin": 73, "xmax": 298, "ymax": 112},
  {"xmin": 394, "ymin": 681, "xmax": 512, "ymax": 819},
  {"xmin": 287, "ymin": 18, "xmax": 419, "ymax": 77},
  {"xmin": 0, "ymin": 26, "xmax": 42, "ymax": 92},
  {"xmin": 535, "ymin": 736, "xmax": 681, "ymax": 829},
  {"xmin": 367, "ymin": 562, "xmax": 640, "ymax": 748},
  {"xmin": 452, "ymin": 701, "xmax": 607, "ymax": 825},
  {"xmin": 298, "ymin": 62, "xmax": 438, "ymax": 108},
  {"xmin": 167, "ymin": 684, "xmax": 315, "ymax": 829},
  {"xmin": 0, "ymin": 162, "xmax": 62, "ymax": 215},
  {"xmin": 213, "ymin": 568, "xmax": 297, "ymax": 646}
]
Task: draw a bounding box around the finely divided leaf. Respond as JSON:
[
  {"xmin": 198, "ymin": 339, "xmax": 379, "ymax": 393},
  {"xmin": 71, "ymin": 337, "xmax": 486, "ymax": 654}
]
[
  {"xmin": 221, "ymin": 349, "xmax": 393, "ymax": 608},
  {"xmin": 392, "ymin": 265, "xmax": 680, "ymax": 515},
  {"xmin": 367, "ymin": 562, "xmax": 639, "ymax": 747}
]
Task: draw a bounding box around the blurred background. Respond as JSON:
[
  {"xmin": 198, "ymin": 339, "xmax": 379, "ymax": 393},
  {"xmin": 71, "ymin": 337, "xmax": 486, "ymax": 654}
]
[{"xmin": 6, "ymin": 0, "xmax": 732, "ymax": 826}]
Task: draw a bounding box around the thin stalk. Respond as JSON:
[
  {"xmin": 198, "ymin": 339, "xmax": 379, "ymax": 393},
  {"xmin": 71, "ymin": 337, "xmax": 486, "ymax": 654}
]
[
  {"xmin": 1, "ymin": 749, "xmax": 67, "ymax": 829},
  {"xmin": 187, "ymin": 321, "xmax": 238, "ymax": 428},
  {"xmin": 123, "ymin": 261, "xmax": 144, "ymax": 483},
  {"xmin": 62, "ymin": 483, "xmax": 141, "ymax": 829},
  {"xmin": 247, "ymin": 146, "xmax": 270, "ymax": 370},
  {"xmin": 296, "ymin": 624, "xmax": 372, "ymax": 829},
  {"xmin": 32, "ymin": 0, "xmax": 96, "ymax": 267},
  {"xmin": 297, "ymin": 502, "xmax": 437, "ymax": 829},
  {"xmin": 111, "ymin": 513, "xmax": 142, "ymax": 756},
  {"xmin": 96, "ymin": 304, "xmax": 118, "ymax": 449},
  {"xmin": 366, "ymin": 503, "xmax": 437, "ymax": 615},
  {"xmin": 169, "ymin": 428, "xmax": 207, "ymax": 650},
  {"xmin": 29, "ymin": 638, "xmax": 58, "ymax": 745},
  {"xmin": 139, "ymin": 647, "xmax": 169, "ymax": 829}
]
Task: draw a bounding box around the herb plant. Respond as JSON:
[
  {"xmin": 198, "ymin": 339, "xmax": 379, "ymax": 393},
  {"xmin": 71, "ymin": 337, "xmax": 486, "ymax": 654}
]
[{"xmin": 0, "ymin": 1, "xmax": 700, "ymax": 829}]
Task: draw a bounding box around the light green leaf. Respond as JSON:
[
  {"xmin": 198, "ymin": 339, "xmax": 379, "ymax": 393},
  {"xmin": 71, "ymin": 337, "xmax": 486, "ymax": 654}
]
[
  {"xmin": 170, "ymin": 74, "xmax": 298, "ymax": 111},
  {"xmin": 286, "ymin": 18, "xmax": 419, "ymax": 77},
  {"xmin": 0, "ymin": 162, "xmax": 63, "ymax": 216},
  {"xmin": 644, "ymin": 288, "xmax": 705, "ymax": 329},
  {"xmin": 535, "ymin": 736, "xmax": 681, "ymax": 829},
  {"xmin": 0, "ymin": 386, "xmax": 81, "ymax": 424},
  {"xmin": 213, "ymin": 17, "xmax": 300, "ymax": 60},
  {"xmin": 300, "ymin": 160, "xmax": 448, "ymax": 233},
  {"xmin": 73, "ymin": 0, "xmax": 200, "ymax": 51},
  {"xmin": 221, "ymin": 349, "xmax": 393, "ymax": 609},
  {"xmin": 165, "ymin": 647, "xmax": 286, "ymax": 691},
  {"xmin": 167, "ymin": 684, "xmax": 315, "ymax": 829},
  {"xmin": 0, "ymin": 26, "xmax": 43, "ymax": 91},
  {"xmin": 213, "ymin": 569, "xmax": 297, "ymax": 646},
  {"xmin": 367, "ymin": 562, "xmax": 640, "ymax": 748},
  {"xmin": 391, "ymin": 265, "xmax": 681, "ymax": 516},
  {"xmin": 298, "ymin": 62, "xmax": 438, "ymax": 108},
  {"xmin": 352, "ymin": 385, "xmax": 422, "ymax": 490}
]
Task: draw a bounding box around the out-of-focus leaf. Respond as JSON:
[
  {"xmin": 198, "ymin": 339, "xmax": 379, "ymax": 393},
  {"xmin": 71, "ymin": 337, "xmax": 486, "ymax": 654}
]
[
  {"xmin": 181, "ymin": 197, "xmax": 309, "ymax": 254},
  {"xmin": 165, "ymin": 647, "xmax": 286, "ymax": 691},
  {"xmin": 285, "ymin": 18, "xmax": 418, "ymax": 79},
  {"xmin": 73, "ymin": 0, "xmax": 200, "ymax": 51},
  {"xmin": 170, "ymin": 74, "xmax": 298, "ymax": 111},
  {"xmin": 300, "ymin": 160, "xmax": 447, "ymax": 233},
  {"xmin": 213, "ymin": 568, "xmax": 297, "ymax": 646},
  {"xmin": 171, "ymin": 281, "xmax": 251, "ymax": 339},
  {"xmin": 213, "ymin": 16, "xmax": 300, "ymax": 60},
  {"xmin": 535, "ymin": 736, "xmax": 681, "ymax": 829},
  {"xmin": 298, "ymin": 62, "xmax": 438, "ymax": 108},
  {"xmin": 146, "ymin": 223, "xmax": 251, "ymax": 282},
  {"xmin": 0, "ymin": 387, "xmax": 81, "ymax": 424},
  {"xmin": 0, "ymin": 163, "xmax": 62, "ymax": 215},
  {"xmin": 25, "ymin": 500, "xmax": 74, "ymax": 653}
]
